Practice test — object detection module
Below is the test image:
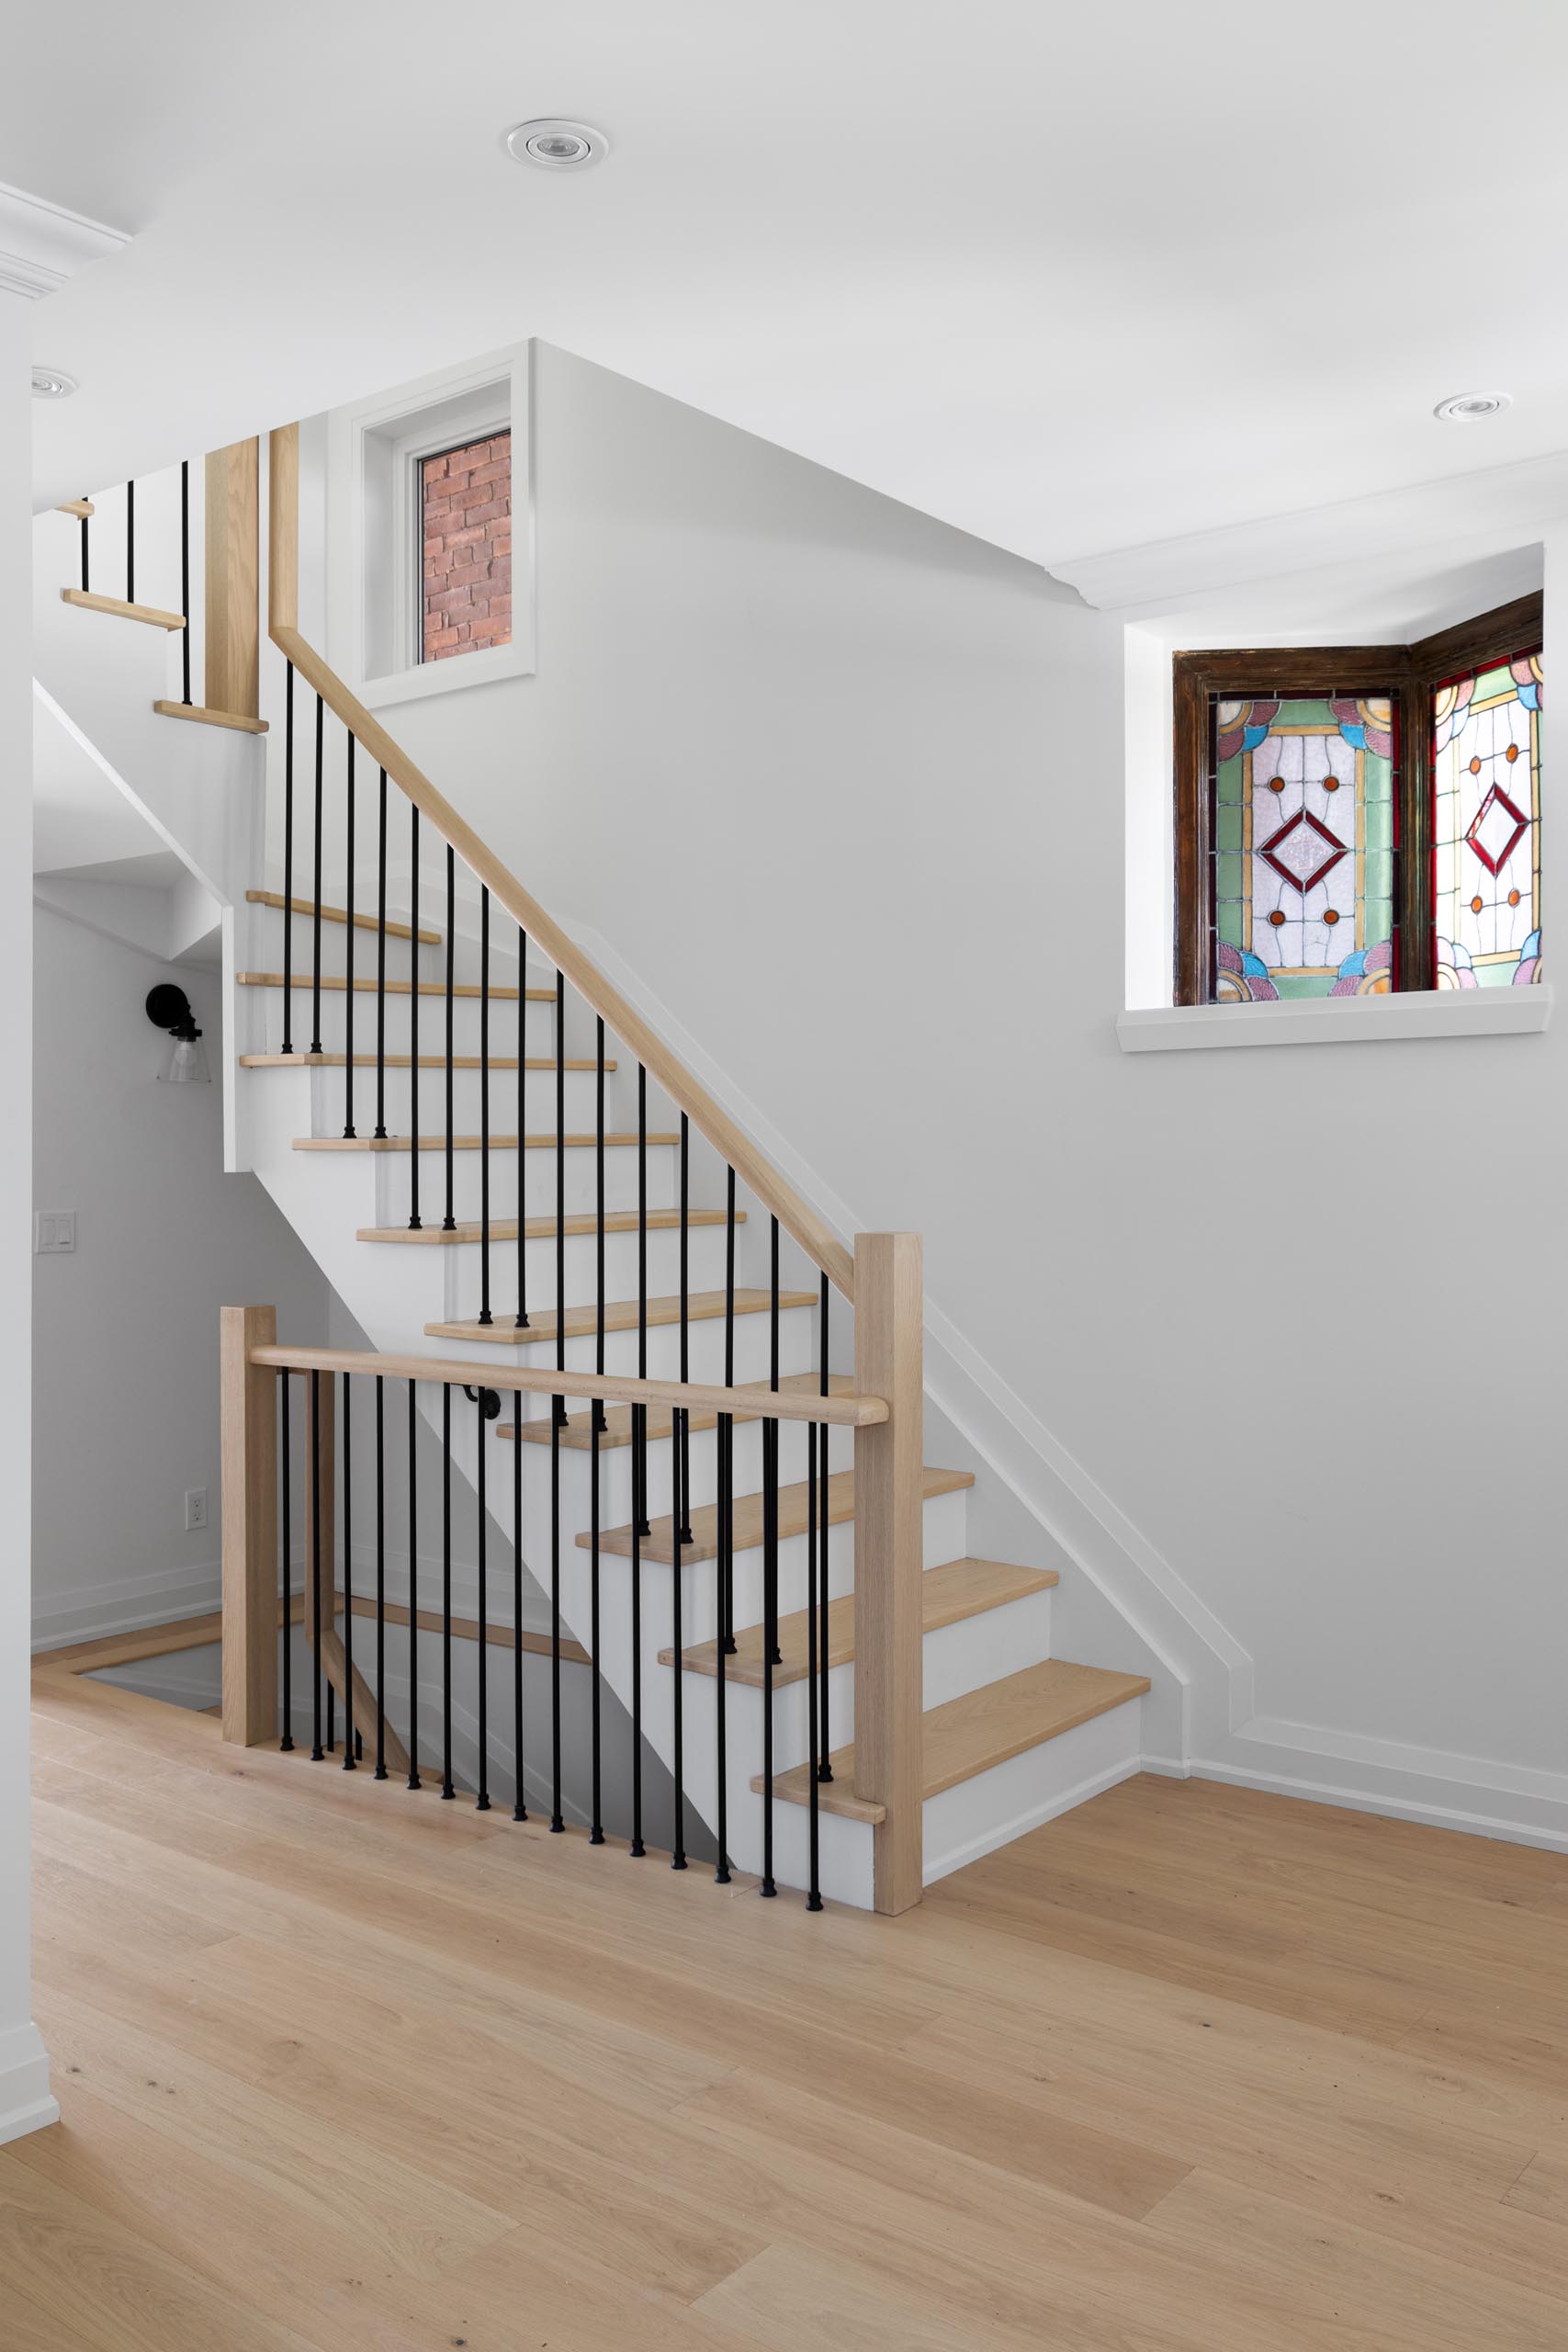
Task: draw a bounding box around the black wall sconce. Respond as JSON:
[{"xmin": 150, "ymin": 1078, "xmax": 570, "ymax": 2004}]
[{"xmin": 145, "ymin": 983, "xmax": 210, "ymax": 1085}]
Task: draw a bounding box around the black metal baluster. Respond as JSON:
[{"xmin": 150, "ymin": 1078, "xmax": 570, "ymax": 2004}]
[
  {"xmin": 554, "ymin": 971, "xmax": 566, "ymax": 1431},
  {"xmin": 671, "ymin": 1395, "xmax": 687, "ymax": 1872},
  {"xmin": 761, "ymin": 1216, "xmax": 782, "ymax": 1894},
  {"xmin": 407, "ymin": 1380, "xmax": 422, "ymax": 1787},
  {"xmin": 549, "ymin": 1399, "xmax": 564, "ymax": 1831},
  {"xmin": 282, "ymin": 664, "xmax": 295, "ymax": 1056},
  {"xmin": 592, "ymin": 1017, "xmax": 605, "ymax": 1432},
  {"xmin": 408, "ymin": 807, "xmax": 422, "ymax": 1229},
  {"xmin": 678, "ymin": 1114, "xmax": 693, "ymax": 1544},
  {"xmin": 479, "ymin": 887, "xmax": 492, "ymax": 1320},
  {"xmin": 629, "ymin": 1405, "xmax": 644, "ymax": 1858},
  {"xmin": 179, "ymin": 460, "xmax": 191, "ymax": 706},
  {"xmin": 476, "ymin": 1388, "xmax": 491, "ymax": 1812},
  {"xmin": 125, "ymin": 479, "xmax": 134, "ymax": 604},
  {"xmin": 79, "ymin": 499, "xmax": 89, "ymax": 594},
  {"xmin": 343, "ymin": 734, "xmax": 356, "ymax": 1137},
  {"xmin": 589, "ymin": 1395, "xmax": 603, "ymax": 1844},
  {"xmin": 636, "ymin": 1065, "xmax": 649, "ymax": 1538},
  {"xmin": 805, "ymin": 1406, "xmax": 821, "ymax": 1910},
  {"xmin": 515, "ymin": 923, "xmax": 529, "ymax": 1328},
  {"xmin": 341, "ymin": 1373, "xmax": 355, "ymax": 1770},
  {"xmin": 443, "ymin": 846, "xmax": 457, "ymax": 1232},
  {"xmin": 441, "ymin": 1384, "xmax": 454, "ymax": 1798},
  {"xmin": 374, "ymin": 1374, "xmax": 387, "ymax": 1778},
  {"xmin": 279, "ymin": 1374, "xmax": 294, "ymax": 1750},
  {"xmin": 761, "ymin": 1395, "xmax": 777, "ymax": 1898},
  {"xmin": 328, "ymin": 1681, "xmax": 335, "ymax": 1758},
  {"xmin": 310, "ymin": 1370, "xmax": 323, "ymax": 1761},
  {"xmin": 723, "ymin": 1168, "xmax": 737, "ymax": 1655},
  {"xmin": 818, "ymin": 1275, "xmax": 833, "ymax": 1782},
  {"xmin": 374, "ymin": 772, "xmax": 389, "ymax": 1138},
  {"xmin": 769, "ymin": 1216, "xmax": 782, "ymax": 1668},
  {"xmin": 310, "ymin": 696, "xmax": 324, "ymax": 1056},
  {"xmin": 716, "ymin": 1404, "xmax": 731, "ymax": 1886},
  {"xmin": 512, "ymin": 1385, "xmax": 526, "ymax": 1820}
]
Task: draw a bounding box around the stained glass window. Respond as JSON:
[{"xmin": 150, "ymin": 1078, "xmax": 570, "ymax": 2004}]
[
  {"xmin": 1432, "ymin": 650, "xmax": 1543, "ymax": 989},
  {"xmin": 1211, "ymin": 695, "xmax": 1396, "ymax": 1001}
]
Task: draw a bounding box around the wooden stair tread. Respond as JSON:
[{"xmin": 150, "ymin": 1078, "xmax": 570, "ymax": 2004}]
[
  {"xmin": 245, "ymin": 889, "xmax": 440, "ymax": 943},
  {"xmin": 238, "ymin": 971, "xmax": 551, "ymax": 1001},
  {"xmin": 504, "ymin": 1368, "xmax": 846, "ymax": 1450},
  {"xmin": 359, "ymin": 1206, "xmax": 744, "ymax": 1245},
  {"xmin": 428, "ymin": 1286, "xmax": 814, "ymax": 1350},
  {"xmin": 757, "ymin": 1659, "xmax": 1152, "ymax": 1822},
  {"xmin": 296, "ymin": 1131, "xmax": 678, "ymax": 1152},
  {"xmin": 62, "ymin": 587, "xmax": 185, "ymax": 629},
  {"xmin": 239, "ymin": 1053, "xmax": 608, "ymax": 1071},
  {"xmin": 154, "ymin": 700, "xmax": 268, "ymax": 734},
  {"xmin": 57, "ymin": 499, "xmax": 96, "ymax": 519},
  {"xmin": 662, "ymin": 1557, "xmax": 1056, "ymax": 1687},
  {"xmin": 589, "ymin": 1462, "xmax": 974, "ymax": 1567}
]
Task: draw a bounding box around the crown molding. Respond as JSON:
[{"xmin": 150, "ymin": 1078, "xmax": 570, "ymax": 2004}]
[
  {"xmin": 1051, "ymin": 447, "xmax": 1568, "ymax": 614},
  {"xmin": 0, "ymin": 179, "xmax": 129, "ymax": 300}
]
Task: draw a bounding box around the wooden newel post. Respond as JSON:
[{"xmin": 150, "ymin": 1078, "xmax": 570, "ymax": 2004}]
[
  {"xmin": 852, "ymin": 1231, "xmax": 924, "ymax": 1916},
  {"xmin": 206, "ymin": 437, "xmax": 261, "ymax": 721},
  {"xmin": 220, "ymin": 1304, "xmax": 278, "ymax": 1746}
]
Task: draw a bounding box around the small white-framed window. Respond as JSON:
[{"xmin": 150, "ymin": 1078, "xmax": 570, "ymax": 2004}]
[{"xmin": 326, "ymin": 346, "xmax": 534, "ymax": 710}]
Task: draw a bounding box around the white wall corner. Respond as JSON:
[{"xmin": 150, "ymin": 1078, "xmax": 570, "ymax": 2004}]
[
  {"xmin": 567, "ymin": 912, "xmax": 1250, "ymax": 1768},
  {"xmin": 0, "ymin": 2019, "xmax": 58, "ymax": 2148},
  {"xmin": 0, "ymin": 180, "xmax": 128, "ymax": 300}
]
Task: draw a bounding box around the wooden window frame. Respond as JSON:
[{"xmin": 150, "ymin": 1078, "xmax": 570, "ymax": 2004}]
[{"xmin": 1172, "ymin": 592, "xmax": 1544, "ymax": 1006}]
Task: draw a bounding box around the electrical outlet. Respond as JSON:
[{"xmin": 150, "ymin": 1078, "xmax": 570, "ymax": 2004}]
[
  {"xmin": 185, "ymin": 1488, "xmax": 208, "ymax": 1533},
  {"xmin": 34, "ymin": 1211, "xmax": 75, "ymax": 1254}
]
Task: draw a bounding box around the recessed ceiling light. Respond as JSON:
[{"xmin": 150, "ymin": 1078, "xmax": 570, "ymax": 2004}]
[
  {"xmin": 1433, "ymin": 390, "xmax": 1511, "ymax": 424},
  {"xmin": 31, "ymin": 367, "xmax": 77, "ymax": 400},
  {"xmin": 504, "ymin": 118, "xmax": 609, "ymax": 171}
]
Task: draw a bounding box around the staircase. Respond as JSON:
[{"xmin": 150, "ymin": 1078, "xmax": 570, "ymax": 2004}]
[{"xmin": 34, "ymin": 434, "xmax": 1153, "ymax": 1913}]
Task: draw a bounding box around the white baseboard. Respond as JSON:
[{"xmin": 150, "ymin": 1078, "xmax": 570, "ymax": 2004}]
[
  {"xmin": 1192, "ymin": 1716, "xmax": 1568, "ymax": 1854},
  {"xmin": 32, "ymin": 1559, "xmax": 223, "ymax": 1654},
  {"xmin": 0, "ymin": 2022, "xmax": 58, "ymax": 2148}
]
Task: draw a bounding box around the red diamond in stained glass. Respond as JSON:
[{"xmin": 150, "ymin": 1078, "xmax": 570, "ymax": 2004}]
[
  {"xmin": 1258, "ymin": 808, "xmax": 1348, "ymax": 895},
  {"xmin": 1464, "ymin": 784, "xmax": 1528, "ymax": 877}
]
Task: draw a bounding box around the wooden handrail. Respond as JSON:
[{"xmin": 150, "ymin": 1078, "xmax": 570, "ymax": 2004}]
[
  {"xmin": 265, "ymin": 424, "xmax": 854, "ymax": 1302},
  {"xmin": 248, "ymin": 1342, "xmax": 886, "ymax": 1428}
]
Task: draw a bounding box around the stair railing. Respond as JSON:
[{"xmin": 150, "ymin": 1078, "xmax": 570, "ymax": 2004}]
[
  {"xmin": 62, "ymin": 445, "xmax": 268, "ymax": 734},
  {"xmin": 221, "ymin": 1288, "xmax": 917, "ymax": 1907},
  {"xmin": 187, "ymin": 417, "xmax": 930, "ymax": 1911}
]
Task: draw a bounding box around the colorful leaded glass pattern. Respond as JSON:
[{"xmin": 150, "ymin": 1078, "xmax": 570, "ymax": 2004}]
[
  {"xmin": 1210, "ymin": 695, "xmax": 1395, "ymax": 1001},
  {"xmin": 1432, "ymin": 650, "xmax": 1543, "ymax": 989}
]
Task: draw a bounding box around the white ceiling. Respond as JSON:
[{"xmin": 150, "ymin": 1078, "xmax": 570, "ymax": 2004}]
[{"xmin": 14, "ymin": 0, "xmax": 1568, "ymax": 571}]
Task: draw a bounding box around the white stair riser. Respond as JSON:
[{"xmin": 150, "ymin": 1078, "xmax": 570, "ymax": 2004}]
[
  {"xmin": 350, "ymin": 1223, "xmax": 750, "ymax": 1318},
  {"xmin": 248, "ymin": 990, "xmax": 558, "ymax": 1059},
  {"xmin": 255, "ymin": 906, "xmax": 546, "ymax": 993},
  {"xmin": 373, "ymin": 1143, "xmax": 680, "ymax": 1225},
  {"xmin": 669, "ymin": 1586, "xmax": 1052, "ymax": 1770},
  {"xmin": 431, "ymin": 1301, "xmax": 821, "ymax": 1388},
  {"xmin": 303, "ymin": 1063, "xmax": 607, "ymax": 1136},
  {"xmin": 920, "ymin": 1696, "xmax": 1144, "ymax": 1886}
]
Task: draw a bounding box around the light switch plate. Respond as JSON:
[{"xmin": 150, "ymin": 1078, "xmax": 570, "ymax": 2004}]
[{"xmin": 35, "ymin": 1211, "xmax": 76, "ymax": 1254}]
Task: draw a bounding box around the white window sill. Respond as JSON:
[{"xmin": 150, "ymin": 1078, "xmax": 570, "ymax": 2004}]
[{"xmin": 1117, "ymin": 986, "xmax": 1553, "ymax": 1053}]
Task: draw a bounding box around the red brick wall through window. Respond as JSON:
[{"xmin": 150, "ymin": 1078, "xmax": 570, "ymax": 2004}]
[{"xmin": 421, "ymin": 433, "xmax": 512, "ymax": 662}]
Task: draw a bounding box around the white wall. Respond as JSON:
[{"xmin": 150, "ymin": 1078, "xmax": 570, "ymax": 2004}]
[
  {"xmin": 1, "ymin": 288, "xmax": 55, "ymax": 2147},
  {"xmin": 31, "ymin": 908, "xmax": 331, "ymax": 1646},
  {"xmin": 292, "ymin": 341, "xmax": 1566, "ymax": 1846}
]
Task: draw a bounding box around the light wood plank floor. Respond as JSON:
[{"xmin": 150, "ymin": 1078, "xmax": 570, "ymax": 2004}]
[{"xmin": 13, "ymin": 1663, "xmax": 1568, "ymax": 2349}]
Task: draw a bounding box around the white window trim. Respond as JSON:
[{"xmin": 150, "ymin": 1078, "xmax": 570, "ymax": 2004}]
[
  {"xmin": 1117, "ymin": 985, "xmax": 1552, "ymax": 1052},
  {"xmin": 326, "ymin": 343, "xmax": 535, "ymax": 711}
]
